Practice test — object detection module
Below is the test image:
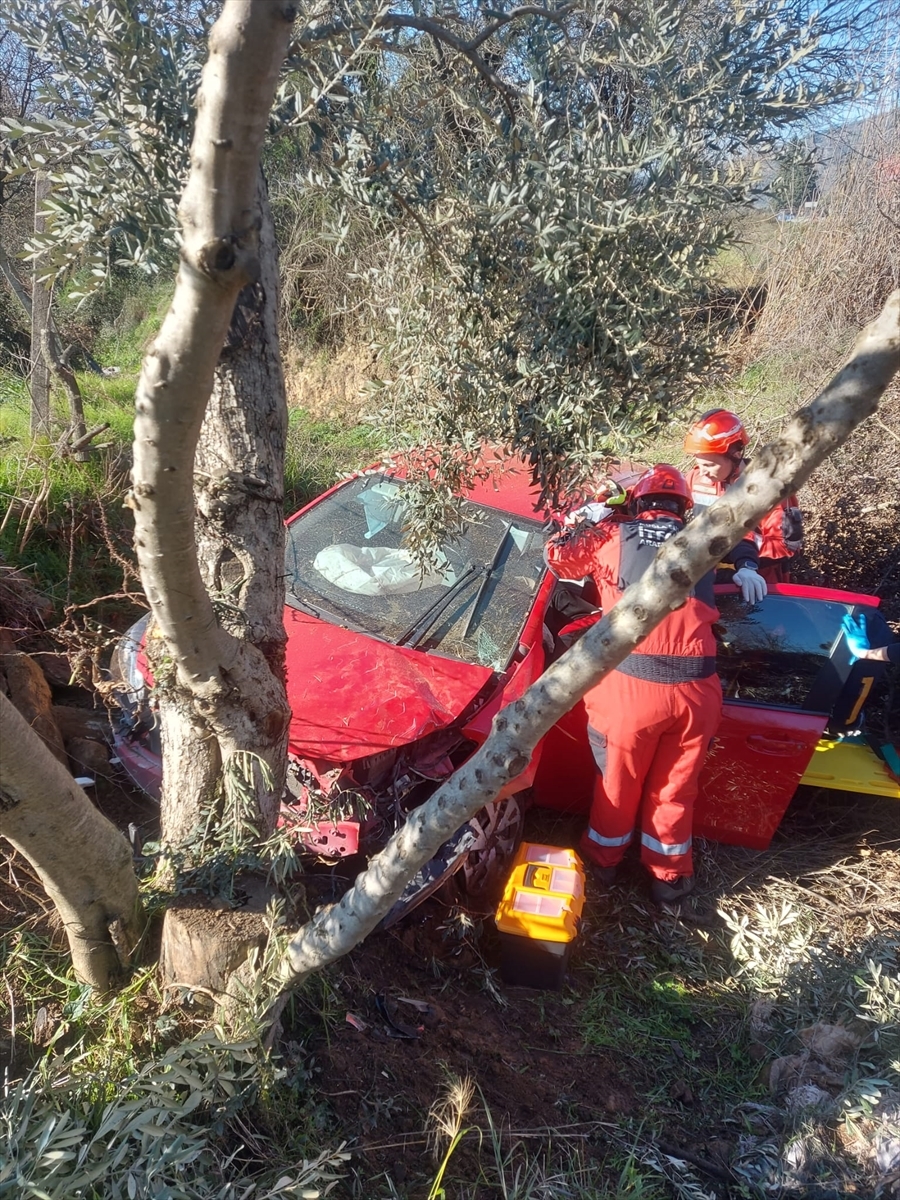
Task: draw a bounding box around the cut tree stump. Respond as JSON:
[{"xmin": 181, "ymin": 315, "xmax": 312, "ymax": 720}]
[{"xmin": 159, "ymin": 875, "xmax": 276, "ymax": 1014}]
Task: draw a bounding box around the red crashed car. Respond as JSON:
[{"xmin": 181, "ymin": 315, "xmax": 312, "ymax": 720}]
[{"xmin": 112, "ymin": 464, "xmax": 899, "ymax": 910}]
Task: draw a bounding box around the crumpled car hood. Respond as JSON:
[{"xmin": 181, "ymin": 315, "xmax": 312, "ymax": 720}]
[{"xmin": 284, "ymin": 607, "xmax": 493, "ymax": 762}]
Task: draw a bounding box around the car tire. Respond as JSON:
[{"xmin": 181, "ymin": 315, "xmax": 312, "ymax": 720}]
[{"xmin": 454, "ymin": 792, "xmax": 526, "ymax": 909}]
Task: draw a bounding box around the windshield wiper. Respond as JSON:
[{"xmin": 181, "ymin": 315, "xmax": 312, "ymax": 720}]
[
  {"xmin": 396, "ymin": 563, "xmax": 483, "ymax": 649},
  {"xmin": 462, "ymin": 523, "xmax": 513, "ymax": 639},
  {"xmin": 288, "ymin": 582, "xmax": 385, "ymax": 639},
  {"xmin": 287, "ymin": 584, "xmax": 325, "ymax": 619}
]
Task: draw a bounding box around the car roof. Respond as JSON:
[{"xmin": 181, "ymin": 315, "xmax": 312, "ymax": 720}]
[
  {"xmin": 285, "ymin": 453, "xmax": 645, "ymax": 527},
  {"xmin": 461, "ymin": 460, "xmax": 545, "ymax": 521}
]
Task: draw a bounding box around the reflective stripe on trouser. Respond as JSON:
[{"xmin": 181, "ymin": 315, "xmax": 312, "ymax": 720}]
[{"xmin": 578, "ymin": 669, "xmax": 722, "ymax": 881}]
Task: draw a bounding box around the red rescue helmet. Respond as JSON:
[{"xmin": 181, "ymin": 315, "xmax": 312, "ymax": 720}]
[
  {"xmin": 683, "ymin": 408, "xmax": 748, "ymax": 460},
  {"xmin": 631, "ymin": 464, "xmax": 691, "ymax": 515}
]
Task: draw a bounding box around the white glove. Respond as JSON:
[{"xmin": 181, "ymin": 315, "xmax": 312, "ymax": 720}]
[
  {"xmin": 564, "ymin": 502, "xmax": 612, "ymax": 527},
  {"xmin": 733, "ymin": 567, "xmax": 767, "ymax": 604}
]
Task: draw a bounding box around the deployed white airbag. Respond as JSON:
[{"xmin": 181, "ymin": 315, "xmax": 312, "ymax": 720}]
[{"xmin": 314, "ymin": 544, "xmax": 453, "ymax": 596}]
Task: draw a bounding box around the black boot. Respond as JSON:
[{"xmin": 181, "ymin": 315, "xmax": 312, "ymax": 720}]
[
  {"xmin": 588, "ymin": 864, "xmax": 618, "ymax": 889},
  {"xmin": 650, "ymin": 875, "xmax": 695, "ymax": 906}
]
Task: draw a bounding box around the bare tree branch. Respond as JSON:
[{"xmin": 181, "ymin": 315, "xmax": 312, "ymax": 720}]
[
  {"xmin": 39, "ymin": 326, "xmax": 88, "ymax": 456},
  {"xmin": 466, "ymin": 4, "xmax": 573, "ymax": 52},
  {"xmin": 291, "ymin": 5, "xmax": 573, "ymax": 113},
  {"xmin": 0, "ymin": 690, "xmax": 143, "ymax": 992}
]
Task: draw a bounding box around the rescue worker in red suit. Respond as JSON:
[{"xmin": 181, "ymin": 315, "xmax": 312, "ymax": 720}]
[
  {"xmin": 546, "ymin": 465, "xmax": 765, "ymax": 904},
  {"xmin": 684, "ymin": 409, "xmax": 803, "ymax": 585}
]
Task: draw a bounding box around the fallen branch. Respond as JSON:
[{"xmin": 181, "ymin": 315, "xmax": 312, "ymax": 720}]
[
  {"xmin": 654, "ymin": 1140, "xmax": 734, "ymax": 1186},
  {"xmin": 63, "ymin": 422, "xmax": 110, "ymax": 457}
]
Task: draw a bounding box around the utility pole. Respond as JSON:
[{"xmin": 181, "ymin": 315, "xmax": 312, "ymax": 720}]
[{"xmin": 29, "ymin": 172, "xmax": 51, "ymax": 435}]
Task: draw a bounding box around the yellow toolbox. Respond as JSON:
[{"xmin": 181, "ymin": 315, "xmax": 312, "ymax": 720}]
[{"xmin": 495, "ymin": 843, "xmax": 585, "ymax": 989}]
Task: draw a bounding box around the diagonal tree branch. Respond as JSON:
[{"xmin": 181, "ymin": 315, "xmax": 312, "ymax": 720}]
[{"xmin": 292, "ymin": 5, "xmax": 573, "ymax": 114}]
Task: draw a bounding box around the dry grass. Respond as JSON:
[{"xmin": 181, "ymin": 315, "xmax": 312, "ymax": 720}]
[
  {"xmin": 700, "ymin": 790, "xmax": 900, "ymax": 1197},
  {"xmin": 284, "ymin": 341, "xmax": 376, "ymax": 425},
  {"xmin": 750, "ymin": 107, "xmax": 900, "ymax": 353},
  {"xmin": 798, "ymin": 381, "xmax": 900, "ymax": 620}
]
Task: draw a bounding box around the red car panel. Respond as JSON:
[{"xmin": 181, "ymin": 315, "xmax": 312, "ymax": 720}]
[
  {"xmin": 693, "ymin": 703, "xmax": 829, "ymax": 849},
  {"xmin": 532, "ymin": 701, "xmax": 596, "ymax": 813},
  {"xmin": 284, "ymin": 607, "xmax": 494, "ymax": 761}
]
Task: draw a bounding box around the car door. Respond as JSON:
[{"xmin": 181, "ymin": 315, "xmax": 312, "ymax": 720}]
[{"xmin": 693, "ymin": 584, "xmax": 882, "ymax": 850}]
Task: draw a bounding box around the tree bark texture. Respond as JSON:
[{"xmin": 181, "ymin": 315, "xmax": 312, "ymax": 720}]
[
  {"xmin": 159, "ymin": 875, "xmax": 275, "ymax": 1014},
  {"xmin": 0, "ymin": 691, "xmax": 143, "ymax": 992},
  {"xmin": 276, "ymin": 292, "xmax": 900, "ymax": 993},
  {"xmin": 40, "ymin": 328, "xmax": 88, "ymax": 457},
  {"xmin": 131, "ymin": 1, "xmax": 296, "ymax": 845},
  {"xmin": 29, "ymin": 172, "xmax": 51, "ymax": 435}
]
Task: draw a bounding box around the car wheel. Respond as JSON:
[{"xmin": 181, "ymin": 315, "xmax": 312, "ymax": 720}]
[{"xmin": 456, "ymin": 793, "xmax": 526, "ymax": 908}]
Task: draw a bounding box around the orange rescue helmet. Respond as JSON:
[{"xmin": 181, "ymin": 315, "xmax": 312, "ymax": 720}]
[
  {"xmin": 631, "ymin": 464, "xmax": 691, "ymax": 515},
  {"xmin": 683, "ymin": 408, "xmax": 748, "ymax": 460}
]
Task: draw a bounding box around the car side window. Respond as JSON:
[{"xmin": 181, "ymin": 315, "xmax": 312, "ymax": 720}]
[{"xmin": 715, "ymin": 594, "xmax": 849, "ymax": 709}]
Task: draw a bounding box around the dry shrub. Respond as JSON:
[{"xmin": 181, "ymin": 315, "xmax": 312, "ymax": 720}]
[
  {"xmin": 794, "ymin": 382, "xmax": 900, "ymax": 626},
  {"xmin": 284, "ymin": 341, "xmax": 376, "ymax": 424},
  {"xmin": 751, "ymin": 107, "xmax": 900, "ymax": 351},
  {"xmin": 0, "ymin": 563, "xmax": 54, "ymax": 632}
]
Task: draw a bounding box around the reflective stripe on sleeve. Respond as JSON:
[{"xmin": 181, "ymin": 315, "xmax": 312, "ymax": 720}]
[
  {"xmin": 640, "ymin": 832, "xmax": 692, "ymax": 857},
  {"xmin": 587, "ymin": 828, "xmax": 632, "ymax": 848}
]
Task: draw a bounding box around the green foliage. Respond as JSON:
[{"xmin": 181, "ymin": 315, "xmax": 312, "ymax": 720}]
[
  {"xmin": 1, "ymin": 898, "xmax": 348, "ymax": 1198},
  {"xmin": 2, "ymin": 0, "xmax": 207, "ymax": 295},
  {"xmin": 770, "ymin": 139, "xmax": 819, "ymax": 213},
  {"xmin": 280, "ymin": 0, "xmax": 860, "ymax": 554},
  {"xmin": 284, "ymin": 408, "xmax": 378, "ymax": 514},
  {"xmin": 0, "ymin": 1030, "xmax": 350, "ymax": 1198}
]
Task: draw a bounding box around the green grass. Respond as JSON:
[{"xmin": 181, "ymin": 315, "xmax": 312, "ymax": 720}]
[
  {"xmin": 90, "ymin": 281, "xmax": 173, "ymax": 372},
  {"xmin": 1, "ymin": 924, "xmax": 175, "ymax": 1088},
  {"xmin": 580, "ymin": 974, "xmax": 696, "ymax": 1054},
  {"xmin": 284, "ymin": 407, "xmax": 379, "ymax": 513},
  {"xmin": 0, "ymin": 401, "xmax": 134, "ymax": 609},
  {"xmin": 0, "ymin": 301, "xmax": 378, "ymax": 613}
]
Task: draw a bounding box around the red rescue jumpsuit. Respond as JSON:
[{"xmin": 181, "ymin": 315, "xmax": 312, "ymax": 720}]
[
  {"xmin": 687, "ymin": 466, "xmax": 801, "ymax": 584},
  {"xmin": 546, "ymin": 512, "xmax": 723, "ymax": 882}
]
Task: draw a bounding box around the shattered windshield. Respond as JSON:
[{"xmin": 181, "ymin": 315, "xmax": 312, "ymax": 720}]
[{"xmin": 284, "ymin": 475, "xmax": 546, "ymax": 670}]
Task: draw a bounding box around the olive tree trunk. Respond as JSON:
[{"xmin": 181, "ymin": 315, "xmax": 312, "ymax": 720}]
[
  {"xmin": 29, "ymin": 171, "xmax": 51, "ymax": 435},
  {"xmin": 131, "ymin": 1, "xmax": 297, "ymax": 846},
  {"xmin": 273, "ymin": 293, "xmax": 900, "ymax": 996},
  {"xmin": 0, "ymin": 691, "xmax": 143, "ymax": 992}
]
